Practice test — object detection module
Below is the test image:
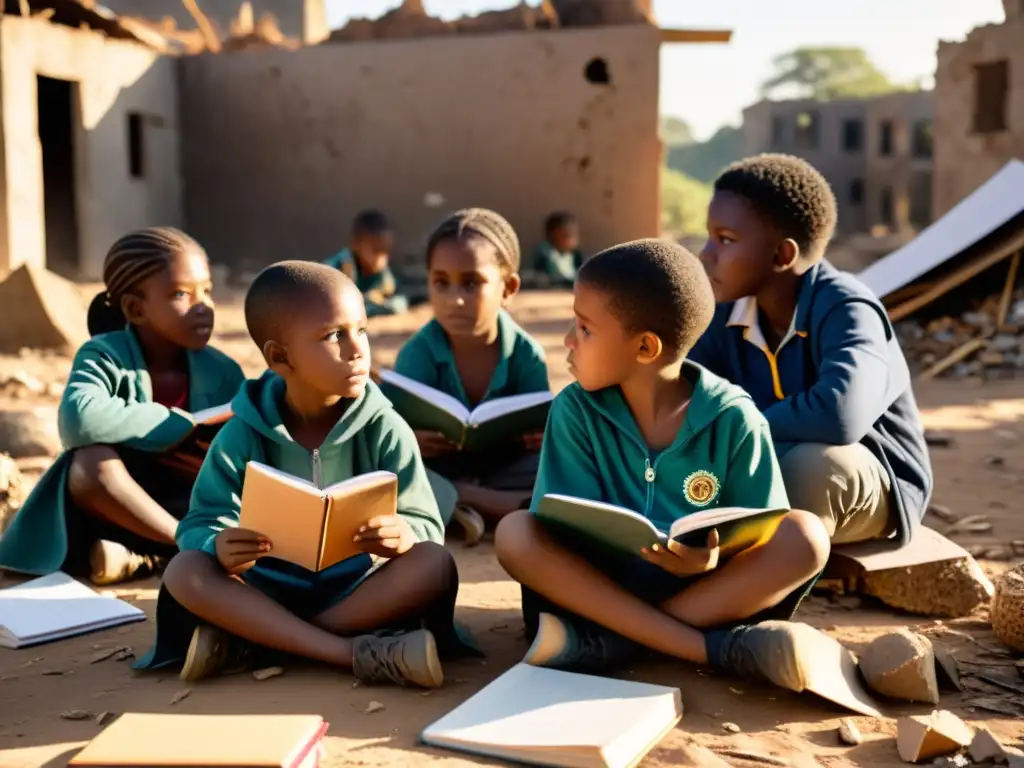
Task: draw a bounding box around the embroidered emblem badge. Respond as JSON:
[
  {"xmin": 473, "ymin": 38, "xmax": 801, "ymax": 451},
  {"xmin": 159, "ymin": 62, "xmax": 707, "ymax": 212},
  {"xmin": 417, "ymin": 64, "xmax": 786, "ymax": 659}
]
[{"xmin": 684, "ymin": 470, "xmax": 719, "ymax": 507}]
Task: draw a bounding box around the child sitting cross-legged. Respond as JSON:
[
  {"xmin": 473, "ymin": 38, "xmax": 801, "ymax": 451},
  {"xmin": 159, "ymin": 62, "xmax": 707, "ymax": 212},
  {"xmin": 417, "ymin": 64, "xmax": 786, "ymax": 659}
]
[
  {"xmin": 495, "ymin": 239, "xmax": 840, "ymax": 694},
  {"xmin": 135, "ymin": 262, "xmax": 457, "ymax": 688},
  {"xmin": 0, "ymin": 228, "xmax": 243, "ymax": 586}
]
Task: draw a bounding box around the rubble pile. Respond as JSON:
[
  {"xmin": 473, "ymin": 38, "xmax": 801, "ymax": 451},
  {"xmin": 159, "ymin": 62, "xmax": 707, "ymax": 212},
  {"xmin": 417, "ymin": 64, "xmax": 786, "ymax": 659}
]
[{"xmin": 895, "ymin": 291, "xmax": 1024, "ymax": 379}]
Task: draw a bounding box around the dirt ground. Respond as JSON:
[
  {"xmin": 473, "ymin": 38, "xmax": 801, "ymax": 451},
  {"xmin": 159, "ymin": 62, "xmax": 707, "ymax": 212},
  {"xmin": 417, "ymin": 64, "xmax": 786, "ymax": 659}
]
[{"xmin": 1, "ymin": 289, "xmax": 1023, "ymax": 768}]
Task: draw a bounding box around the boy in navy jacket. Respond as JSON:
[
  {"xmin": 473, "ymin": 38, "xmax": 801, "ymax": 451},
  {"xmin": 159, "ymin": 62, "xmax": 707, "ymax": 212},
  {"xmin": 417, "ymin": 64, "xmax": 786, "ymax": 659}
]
[{"xmin": 691, "ymin": 154, "xmax": 932, "ymax": 548}]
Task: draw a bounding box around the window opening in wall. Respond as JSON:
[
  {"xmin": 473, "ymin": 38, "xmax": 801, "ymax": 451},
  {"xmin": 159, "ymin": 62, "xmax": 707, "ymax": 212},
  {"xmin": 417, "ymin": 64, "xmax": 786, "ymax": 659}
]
[
  {"xmin": 912, "ymin": 120, "xmax": 933, "ymax": 159},
  {"xmin": 880, "ymin": 186, "xmax": 895, "ymax": 227},
  {"xmin": 128, "ymin": 113, "xmax": 145, "ymax": 179},
  {"xmin": 972, "ymin": 60, "xmax": 1009, "ymax": 134},
  {"xmin": 909, "ymin": 171, "xmax": 932, "ymax": 228},
  {"xmin": 879, "ymin": 120, "xmax": 894, "ymax": 156},
  {"xmin": 584, "ymin": 58, "xmax": 611, "ymax": 85},
  {"xmin": 37, "ymin": 75, "xmax": 81, "ymax": 279},
  {"xmin": 849, "ymin": 179, "xmax": 864, "ymax": 205},
  {"xmin": 794, "ymin": 111, "xmax": 819, "ymax": 150},
  {"xmin": 841, "ymin": 119, "xmax": 863, "ymax": 152},
  {"xmin": 771, "ymin": 115, "xmax": 785, "ymax": 148}
]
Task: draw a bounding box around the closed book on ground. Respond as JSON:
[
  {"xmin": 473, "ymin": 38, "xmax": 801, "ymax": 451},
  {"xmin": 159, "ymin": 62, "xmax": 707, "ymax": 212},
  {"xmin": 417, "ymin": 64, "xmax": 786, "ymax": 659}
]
[
  {"xmin": 536, "ymin": 494, "xmax": 788, "ymax": 558},
  {"xmin": 0, "ymin": 571, "xmax": 145, "ymax": 649},
  {"xmin": 379, "ymin": 369, "xmax": 552, "ymax": 451},
  {"xmin": 421, "ymin": 663, "xmax": 682, "ymax": 768},
  {"xmin": 239, "ymin": 462, "xmax": 397, "ymax": 572},
  {"xmin": 68, "ymin": 713, "xmax": 328, "ymax": 767}
]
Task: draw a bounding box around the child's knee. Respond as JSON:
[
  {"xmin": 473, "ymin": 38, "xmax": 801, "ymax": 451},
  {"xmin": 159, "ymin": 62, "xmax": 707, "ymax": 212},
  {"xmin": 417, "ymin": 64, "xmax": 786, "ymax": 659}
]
[
  {"xmin": 494, "ymin": 508, "xmax": 538, "ymax": 568},
  {"xmin": 774, "ymin": 509, "xmax": 831, "ymax": 575},
  {"xmin": 67, "ymin": 445, "xmax": 121, "ymax": 502},
  {"xmin": 162, "ymin": 549, "xmax": 220, "ymax": 603},
  {"xmin": 404, "ymin": 541, "xmax": 457, "ymax": 590}
]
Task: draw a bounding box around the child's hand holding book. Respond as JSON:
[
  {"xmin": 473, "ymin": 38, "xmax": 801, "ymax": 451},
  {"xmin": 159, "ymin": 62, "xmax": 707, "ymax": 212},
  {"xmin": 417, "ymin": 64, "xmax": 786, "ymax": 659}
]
[
  {"xmin": 415, "ymin": 430, "xmax": 460, "ymax": 458},
  {"xmin": 640, "ymin": 529, "xmax": 720, "ymax": 577},
  {"xmin": 517, "ymin": 430, "xmax": 545, "ymax": 452},
  {"xmin": 353, "ymin": 515, "xmax": 416, "ymax": 557},
  {"xmin": 214, "ymin": 527, "xmax": 273, "ymax": 574}
]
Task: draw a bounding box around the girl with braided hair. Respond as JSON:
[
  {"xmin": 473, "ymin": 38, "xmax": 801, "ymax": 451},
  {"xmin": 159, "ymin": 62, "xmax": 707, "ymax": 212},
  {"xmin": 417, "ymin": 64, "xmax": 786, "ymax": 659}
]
[
  {"xmin": 386, "ymin": 209, "xmax": 550, "ymax": 544},
  {"xmin": 0, "ymin": 227, "xmax": 244, "ymax": 585}
]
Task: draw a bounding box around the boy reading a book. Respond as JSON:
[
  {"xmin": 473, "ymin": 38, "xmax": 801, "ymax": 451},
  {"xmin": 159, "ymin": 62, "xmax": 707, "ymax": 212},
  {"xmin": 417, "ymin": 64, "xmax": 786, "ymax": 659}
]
[
  {"xmin": 496, "ymin": 239, "xmax": 839, "ymax": 694},
  {"xmin": 691, "ymin": 154, "xmax": 932, "ymax": 547},
  {"xmin": 137, "ymin": 262, "xmax": 456, "ymax": 689},
  {"xmin": 392, "ymin": 208, "xmax": 550, "ymax": 539},
  {"xmin": 533, "ymin": 211, "xmax": 584, "ymax": 288},
  {"xmin": 324, "ymin": 209, "xmax": 408, "ymax": 317}
]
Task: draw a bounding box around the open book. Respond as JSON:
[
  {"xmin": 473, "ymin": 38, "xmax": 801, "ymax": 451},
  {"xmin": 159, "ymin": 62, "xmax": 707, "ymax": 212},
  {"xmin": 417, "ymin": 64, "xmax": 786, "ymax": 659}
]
[
  {"xmin": 239, "ymin": 463, "xmax": 398, "ymax": 573},
  {"xmin": 536, "ymin": 494, "xmax": 789, "ymax": 559},
  {"xmin": 192, "ymin": 402, "xmax": 233, "ymax": 425},
  {"xmin": 0, "ymin": 572, "xmax": 146, "ymax": 649},
  {"xmin": 68, "ymin": 713, "xmax": 328, "ymax": 768},
  {"xmin": 378, "ymin": 369, "xmax": 552, "ymax": 451},
  {"xmin": 421, "ymin": 663, "xmax": 682, "ymax": 768}
]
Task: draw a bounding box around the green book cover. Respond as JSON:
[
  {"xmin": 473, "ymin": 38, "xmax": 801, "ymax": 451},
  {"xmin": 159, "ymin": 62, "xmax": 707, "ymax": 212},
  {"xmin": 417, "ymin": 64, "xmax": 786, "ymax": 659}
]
[
  {"xmin": 536, "ymin": 494, "xmax": 789, "ymax": 559},
  {"xmin": 379, "ymin": 370, "xmax": 552, "ymax": 452}
]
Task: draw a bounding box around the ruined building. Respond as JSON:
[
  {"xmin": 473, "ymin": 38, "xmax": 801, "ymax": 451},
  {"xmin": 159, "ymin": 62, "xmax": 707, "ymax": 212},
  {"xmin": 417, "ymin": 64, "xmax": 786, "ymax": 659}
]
[
  {"xmin": 742, "ymin": 91, "xmax": 934, "ymax": 235},
  {"xmin": 0, "ymin": 1, "xmax": 730, "ymax": 280},
  {"xmin": 933, "ymin": 0, "xmax": 1024, "ymax": 217}
]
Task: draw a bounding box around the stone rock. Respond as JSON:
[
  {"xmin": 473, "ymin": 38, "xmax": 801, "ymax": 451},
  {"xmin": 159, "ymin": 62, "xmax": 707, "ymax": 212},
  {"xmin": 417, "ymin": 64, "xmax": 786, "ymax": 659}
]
[
  {"xmin": 897, "ymin": 711, "xmax": 973, "ymax": 763},
  {"xmin": 0, "ymin": 265, "xmax": 88, "ymax": 354},
  {"xmin": 991, "ymin": 333, "xmax": 1019, "ymax": 352},
  {"xmin": 0, "ymin": 407, "xmax": 60, "ymax": 459},
  {"xmin": 861, "ymin": 556, "xmax": 994, "ymax": 618},
  {"xmin": 991, "ymin": 563, "xmax": 1024, "ymax": 652},
  {"xmin": 838, "ymin": 718, "xmax": 862, "ymax": 745},
  {"xmin": 969, "ymin": 727, "xmax": 1023, "ymax": 764},
  {"xmin": 859, "ymin": 629, "xmax": 939, "ymax": 704},
  {"xmin": 0, "ymin": 453, "xmax": 25, "ymax": 535}
]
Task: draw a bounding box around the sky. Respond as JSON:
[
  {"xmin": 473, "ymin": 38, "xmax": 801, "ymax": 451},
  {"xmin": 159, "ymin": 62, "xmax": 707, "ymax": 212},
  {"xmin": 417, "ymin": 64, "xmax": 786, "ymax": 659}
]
[{"xmin": 326, "ymin": 0, "xmax": 1005, "ymax": 141}]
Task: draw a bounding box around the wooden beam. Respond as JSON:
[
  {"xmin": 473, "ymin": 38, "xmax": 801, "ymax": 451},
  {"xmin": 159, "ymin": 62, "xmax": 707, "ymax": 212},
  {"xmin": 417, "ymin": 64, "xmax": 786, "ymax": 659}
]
[
  {"xmin": 660, "ymin": 28, "xmax": 732, "ymax": 44},
  {"xmin": 996, "ymin": 250, "xmax": 1021, "ymax": 330},
  {"xmin": 918, "ymin": 338, "xmax": 987, "ymax": 381},
  {"xmin": 888, "ymin": 229, "xmax": 1024, "ymax": 323}
]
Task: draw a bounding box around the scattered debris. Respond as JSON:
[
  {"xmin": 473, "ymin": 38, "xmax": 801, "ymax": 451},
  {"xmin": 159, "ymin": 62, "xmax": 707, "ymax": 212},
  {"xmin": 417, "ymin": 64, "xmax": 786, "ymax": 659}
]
[
  {"xmin": 964, "ymin": 696, "xmax": 1022, "ymax": 717},
  {"xmin": 861, "ymin": 556, "xmax": 994, "ymax": 617},
  {"xmin": 969, "ymin": 727, "xmax": 1024, "ymax": 764},
  {"xmin": 925, "ymin": 504, "xmax": 958, "ymax": 523},
  {"xmin": 113, "ymin": 647, "xmax": 134, "ymax": 662},
  {"xmin": 715, "ymin": 749, "xmax": 789, "ymax": 766},
  {"xmin": 721, "ymin": 722, "xmax": 741, "ymax": 733},
  {"xmin": 932, "ymin": 644, "xmax": 963, "ymax": 692},
  {"xmin": 0, "ymin": 407, "xmax": 60, "ymax": 459},
  {"xmin": 169, "ymin": 688, "xmax": 192, "ymax": 705},
  {"xmin": 95, "ymin": 711, "xmax": 117, "ymax": 726},
  {"xmin": 931, "ymin": 755, "xmax": 970, "ymax": 768},
  {"xmin": 252, "ymin": 666, "xmax": 284, "ymax": 681},
  {"xmin": 896, "ymin": 711, "xmax": 973, "ymax": 763},
  {"xmin": 924, "ymin": 430, "xmax": 954, "ymax": 448},
  {"xmin": 990, "ymin": 564, "xmax": 1024, "ymax": 651},
  {"xmin": 942, "ymin": 515, "xmax": 993, "ymax": 537},
  {"xmin": 60, "ymin": 709, "xmax": 94, "ymax": 721},
  {"xmin": 90, "ymin": 648, "xmax": 119, "ymax": 664},
  {"xmin": 859, "ymin": 629, "xmax": 939, "ymax": 704},
  {"xmin": 838, "ymin": 719, "xmax": 863, "ymax": 746},
  {"xmin": 0, "ymin": 452, "xmax": 25, "ymax": 534},
  {"xmin": 972, "ymin": 673, "xmax": 1024, "ymax": 696},
  {"xmin": 362, "ymin": 701, "xmax": 386, "ymax": 714},
  {"xmin": 676, "ymin": 745, "xmax": 732, "ymax": 767}
]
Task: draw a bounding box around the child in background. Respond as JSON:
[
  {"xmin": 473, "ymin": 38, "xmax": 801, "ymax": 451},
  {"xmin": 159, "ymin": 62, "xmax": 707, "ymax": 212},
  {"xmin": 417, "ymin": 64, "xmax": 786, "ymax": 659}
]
[
  {"xmin": 324, "ymin": 209, "xmax": 408, "ymax": 317},
  {"xmin": 496, "ymin": 239, "xmax": 838, "ymax": 695},
  {"xmin": 0, "ymin": 228, "xmax": 244, "ymax": 585},
  {"xmin": 136, "ymin": 262, "xmax": 456, "ymax": 689},
  {"xmin": 533, "ymin": 211, "xmax": 584, "ymax": 288},
  {"xmin": 392, "ymin": 208, "xmax": 549, "ymax": 543},
  {"xmin": 691, "ymin": 154, "xmax": 931, "ymax": 547}
]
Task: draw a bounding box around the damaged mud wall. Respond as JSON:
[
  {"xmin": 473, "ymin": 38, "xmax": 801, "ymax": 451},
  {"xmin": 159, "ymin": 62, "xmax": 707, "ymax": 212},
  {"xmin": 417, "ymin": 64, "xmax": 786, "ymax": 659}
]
[{"xmin": 177, "ymin": 24, "xmax": 661, "ymax": 272}]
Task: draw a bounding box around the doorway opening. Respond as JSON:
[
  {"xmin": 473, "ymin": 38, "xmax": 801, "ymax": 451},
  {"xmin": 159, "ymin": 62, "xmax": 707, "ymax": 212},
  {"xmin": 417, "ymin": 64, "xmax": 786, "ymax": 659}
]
[{"xmin": 37, "ymin": 75, "xmax": 81, "ymax": 278}]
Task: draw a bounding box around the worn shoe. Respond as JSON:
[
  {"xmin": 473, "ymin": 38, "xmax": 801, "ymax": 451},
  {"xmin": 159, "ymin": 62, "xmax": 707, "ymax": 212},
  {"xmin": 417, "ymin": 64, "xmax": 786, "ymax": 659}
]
[
  {"xmin": 351, "ymin": 628, "xmax": 443, "ymax": 688},
  {"xmin": 705, "ymin": 620, "xmax": 828, "ymax": 693},
  {"xmin": 524, "ymin": 612, "xmax": 634, "ymax": 673},
  {"xmin": 180, "ymin": 624, "xmax": 251, "ymax": 683},
  {"xmin": 89, "ymin": 540, "xmax": 168, "ymax": 586},
  {"xmin": 451, "ymin": 505, "xmax": 486, "ymax": 546}
]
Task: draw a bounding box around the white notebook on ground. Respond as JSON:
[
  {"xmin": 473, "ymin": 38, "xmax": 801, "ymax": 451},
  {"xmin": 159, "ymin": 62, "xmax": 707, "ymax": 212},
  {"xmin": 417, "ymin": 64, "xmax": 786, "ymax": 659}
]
[
  {"xmin": 421, "ymin": 663, "xmax": 683, "ymax": 768},
  {"xmin": 0, "ymin": 571, "xmax": 146, "ymax": 649}
]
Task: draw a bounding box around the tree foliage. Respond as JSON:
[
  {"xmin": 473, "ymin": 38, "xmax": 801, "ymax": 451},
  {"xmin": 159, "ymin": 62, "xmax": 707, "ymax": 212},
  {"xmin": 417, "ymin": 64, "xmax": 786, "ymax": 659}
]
[
  {"xmin": 761, "ymin": 47, "xmax": 897, "ymax": 101},
  {"xmin": 661, "ymin": 168, "xmax": 713, "ymax": 237},
  {"xmin": 665, "ymin": 125, "xmax": 742, "ymax": 184},
  {"xmin": 660, "ymin": 116, "xmax": 695, "ymax": 147}
]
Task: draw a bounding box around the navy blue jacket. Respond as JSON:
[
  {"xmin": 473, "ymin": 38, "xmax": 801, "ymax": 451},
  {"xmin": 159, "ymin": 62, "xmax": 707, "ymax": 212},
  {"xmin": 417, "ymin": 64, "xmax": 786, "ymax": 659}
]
[{"xmin": 689, "ymin": 261, "xmax": 932, "ymax": 547}]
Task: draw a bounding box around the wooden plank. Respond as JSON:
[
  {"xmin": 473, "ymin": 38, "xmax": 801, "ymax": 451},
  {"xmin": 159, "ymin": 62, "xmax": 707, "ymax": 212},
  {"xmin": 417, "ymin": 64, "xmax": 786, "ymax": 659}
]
[
  {"xmin": 660, "ymin": 28, "xmax": 733, "ymax": 44},
  {"xmin": 997, "ymin": 250, "xmax": 1021, "ymax": 330},
  {"xmin": 889, "ymin": 229, "xmax": 1024, "ymax": 322},
  {"xmin": 917, "ymin": 338, "xmax": 987, "ymax": 381},
  {"xmin": 882, "ymin": 280, "xmax": 936, "ymax": 307}
]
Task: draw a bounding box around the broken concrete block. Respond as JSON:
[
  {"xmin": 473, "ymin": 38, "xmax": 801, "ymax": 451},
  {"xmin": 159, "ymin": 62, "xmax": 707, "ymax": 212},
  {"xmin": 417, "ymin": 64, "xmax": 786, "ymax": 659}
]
[
  {"xmin": 896, "ymin": 711, "xmax": 973, "ymax": 763},
  {"xmin": 991, "ymin": 564, "xmax": 1024, "ymax": 652},
  {"xmin": 0, "ymin": 407, "xmax": 61, "ymax": 459},
  {"xmin": 0, "ymin": 265, "xmax": 88, "ymax": 354},
  {"xmin": 969, "ymin": 727, "xmax": 1023, "ymax": 764},
  {"xmin": 860, "ymin": 629, "xmax": 939, "ymax": 704},
  {"xmin": 0, "ymin": 453, "xmax": 25, "ymax": 536},
  {"xmin": 862, "ymin": 556, "xmax": 994, "ymax": 617},
  {"xmin": 930, "ymin": 642, "xmax": 963, "ymax": 692}
]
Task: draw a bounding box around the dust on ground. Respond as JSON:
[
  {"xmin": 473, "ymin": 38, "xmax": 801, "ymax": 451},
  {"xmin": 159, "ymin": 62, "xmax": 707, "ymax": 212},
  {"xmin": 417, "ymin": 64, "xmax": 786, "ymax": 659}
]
[{"xmin": 1, "ymin": 290, "xmax": 1022, "ymax": 768}]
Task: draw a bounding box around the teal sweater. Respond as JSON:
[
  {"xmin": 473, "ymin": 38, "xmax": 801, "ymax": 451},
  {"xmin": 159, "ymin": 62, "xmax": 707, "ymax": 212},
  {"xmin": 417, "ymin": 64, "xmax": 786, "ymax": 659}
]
[
  {"xmin": 323, "ymin": 248, "xmax": 405, "ymax": 317},
  {"xmin": 0, "ymin": 327, "xmax": 244, "ymax": 575},
  {"xmin": 531, "ymin": 364, "xmax": 790, "ymax": 532},
  {"xmin": 176, "ymin": 372, "xmax": 443, "ymax": 578}
]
